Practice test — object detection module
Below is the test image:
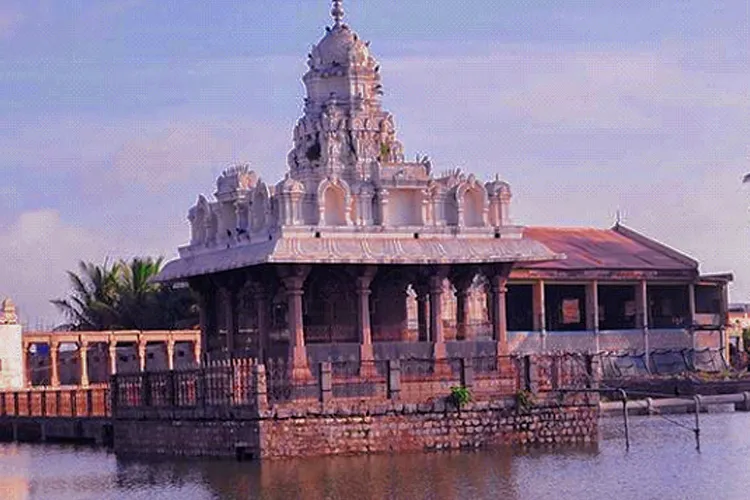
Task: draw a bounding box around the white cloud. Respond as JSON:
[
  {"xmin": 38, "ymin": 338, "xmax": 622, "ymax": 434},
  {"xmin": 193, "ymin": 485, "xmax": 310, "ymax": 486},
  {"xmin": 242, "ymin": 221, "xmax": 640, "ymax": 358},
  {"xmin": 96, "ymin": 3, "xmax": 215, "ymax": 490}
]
[{"xmin": 0, "ymin": 210, "xmax": 112, "ymax": 329}]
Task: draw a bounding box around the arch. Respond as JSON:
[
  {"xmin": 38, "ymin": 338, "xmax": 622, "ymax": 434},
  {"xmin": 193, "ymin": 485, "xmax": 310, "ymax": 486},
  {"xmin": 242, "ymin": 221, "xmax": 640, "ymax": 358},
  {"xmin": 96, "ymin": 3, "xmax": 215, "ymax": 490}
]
[
  {"xmin": 456, "ymin": 176, "xmax": 488, "ymax": 227},
  {"xmin": 463, "ymin": 188, "xmax": 485, "ymax": 227},
  {"xmin": 317, "ymin": 177, "xmax": 351, "ymax": 226}
]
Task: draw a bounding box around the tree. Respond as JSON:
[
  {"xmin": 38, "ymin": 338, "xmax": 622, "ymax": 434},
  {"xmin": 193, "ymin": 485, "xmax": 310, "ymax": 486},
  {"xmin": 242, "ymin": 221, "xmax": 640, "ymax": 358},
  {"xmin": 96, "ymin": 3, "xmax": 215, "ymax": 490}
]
[
  {"xmin": 51, "ymin": 257, "xmax": 198, "ymax": 331},
  {"xmin": 50, "ymin": 260, "xmax": 121, "ymax": 331}
]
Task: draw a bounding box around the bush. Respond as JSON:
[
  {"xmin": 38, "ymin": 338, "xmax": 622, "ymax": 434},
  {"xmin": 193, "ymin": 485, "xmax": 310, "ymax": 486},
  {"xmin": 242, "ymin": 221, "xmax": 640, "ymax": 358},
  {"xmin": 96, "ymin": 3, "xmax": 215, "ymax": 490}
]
[{"xmin": 449, "ymin": 385, "xmax": 472, "ymax": 408}]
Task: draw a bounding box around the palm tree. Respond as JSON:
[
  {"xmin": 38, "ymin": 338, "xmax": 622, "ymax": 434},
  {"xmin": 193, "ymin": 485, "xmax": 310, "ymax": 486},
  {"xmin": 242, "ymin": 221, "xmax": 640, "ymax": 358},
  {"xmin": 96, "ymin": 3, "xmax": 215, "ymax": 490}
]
[
  {"xmin": 52, "ymin": 256, "xmax": 198, "ymax": 331},
  {"xmin": 51, "ymin": 260, "xmax": 121, "ymax": 331}
]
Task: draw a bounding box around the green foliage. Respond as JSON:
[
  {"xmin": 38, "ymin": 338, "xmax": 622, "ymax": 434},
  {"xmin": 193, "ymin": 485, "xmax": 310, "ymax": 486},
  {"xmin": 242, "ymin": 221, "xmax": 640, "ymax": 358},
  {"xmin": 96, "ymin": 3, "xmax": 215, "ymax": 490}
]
[
  {"xmin": 515, "ymin": 389, "xmax": 535, "ymax": 413},
  {"xmin": 51, "ymin": 257, "xmax": 198, "ymax": 331},
  {"xmin": 449, "ymin": 385, "xmax": 472, "ymax": 408},
  {"xmin": 742, "ymin": 328, "xmax": 750, "ymax": 354}
]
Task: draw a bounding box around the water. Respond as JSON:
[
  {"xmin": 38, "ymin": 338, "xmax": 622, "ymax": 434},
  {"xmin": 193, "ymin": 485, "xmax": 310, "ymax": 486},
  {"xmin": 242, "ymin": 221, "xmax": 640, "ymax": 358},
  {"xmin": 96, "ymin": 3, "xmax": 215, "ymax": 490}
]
[{"xmin": 2, "ymin": 413, "xmax": 750, "ymax": 500}]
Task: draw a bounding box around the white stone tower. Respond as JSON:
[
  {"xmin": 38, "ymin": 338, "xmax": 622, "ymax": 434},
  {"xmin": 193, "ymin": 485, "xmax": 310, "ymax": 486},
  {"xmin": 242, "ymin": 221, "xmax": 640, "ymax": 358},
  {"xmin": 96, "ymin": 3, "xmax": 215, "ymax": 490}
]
[{"xmin": 0, "ymin": 298, "xmax": 24, "ymax": 389}]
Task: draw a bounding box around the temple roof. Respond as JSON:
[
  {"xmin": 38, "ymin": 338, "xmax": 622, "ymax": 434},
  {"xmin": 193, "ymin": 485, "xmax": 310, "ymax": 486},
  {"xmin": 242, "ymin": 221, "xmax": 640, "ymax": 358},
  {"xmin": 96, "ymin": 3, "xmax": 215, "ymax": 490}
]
[
  {"xmin": 518, "ymin": 225, "xmax": 699, "ymax": 271},
  {"xmin": 157, "ymin": 234, "xmax": 561, "ymax": 282}
]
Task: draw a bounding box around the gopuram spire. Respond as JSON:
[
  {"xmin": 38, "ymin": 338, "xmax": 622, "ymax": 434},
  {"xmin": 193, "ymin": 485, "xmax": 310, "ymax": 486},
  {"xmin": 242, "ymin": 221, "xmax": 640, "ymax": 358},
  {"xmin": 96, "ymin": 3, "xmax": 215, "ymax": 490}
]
[{"xmin": 331, "ymin": 0, "xmax": 344, "ymax": 26}]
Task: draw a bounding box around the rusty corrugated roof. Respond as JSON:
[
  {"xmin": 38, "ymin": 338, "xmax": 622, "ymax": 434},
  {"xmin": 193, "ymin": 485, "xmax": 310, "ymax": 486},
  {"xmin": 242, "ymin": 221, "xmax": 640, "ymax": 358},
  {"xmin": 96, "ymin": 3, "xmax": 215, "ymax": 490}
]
[{"xmin": 520, "ymin": 225, "xmax": 697, "ymax": 271}]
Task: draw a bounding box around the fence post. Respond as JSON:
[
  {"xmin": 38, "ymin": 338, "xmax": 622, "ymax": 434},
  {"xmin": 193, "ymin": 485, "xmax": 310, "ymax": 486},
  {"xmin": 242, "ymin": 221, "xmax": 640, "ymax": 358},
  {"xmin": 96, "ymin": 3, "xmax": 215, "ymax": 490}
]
[
  {"xmin": 388, "ymin": 360, "xmax": 401, "ymax": 401},
  {"xmin": 13, "ymin": 392, "xmax": 19, "ymax": 416},
  {"xmin": 526, "ymin": 355, "xmax": 539, "ymax": 394},
  {"xmin": 141, "ymin": 372, "xmax": 151, "ymax": 408},
  {"xmin": 110, "ymin": 375, "xmax": 119, "ymax": 417},
  {"xmin": 86, "ymin": 389, "xmax": 93, "ymax": 417},
  {"xmin": 319, "ymin": 362, "xmax": 332, "ymax": 404},
  {"xmin": 587, "ymin": 354, "xmax": 601, "ymax": 389},
  {"xmin": 461, "ymin": 358, "xmax": 474, "ymax": 389},
  {"xmin": 253, "ymin": 364, "xmax": 268, "ymax": 412},
  {"xmin": 41, "ymin": 390, "xmax": 46, "ymax": 417},
  {"xmin": 70, "ymin": 390, "xmax": 77, "ymax": 417},
  {"xmin": 169, "ymin": 371, "xmax": 177, "ymax": 408},
  {"xmin": 0, "ymin": 392, "xmax": 5, "ymax": 416}
]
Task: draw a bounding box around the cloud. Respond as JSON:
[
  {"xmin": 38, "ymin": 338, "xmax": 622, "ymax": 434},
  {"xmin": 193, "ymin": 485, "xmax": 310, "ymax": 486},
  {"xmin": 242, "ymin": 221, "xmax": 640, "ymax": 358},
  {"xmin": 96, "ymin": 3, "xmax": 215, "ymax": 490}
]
[
  {"xmin": 380, "ymin": 41, "xmax": 749, "ymax": 298},
  {"xmin": 0, "ymin": 210, "xmax": 112, "ymax": 329}
]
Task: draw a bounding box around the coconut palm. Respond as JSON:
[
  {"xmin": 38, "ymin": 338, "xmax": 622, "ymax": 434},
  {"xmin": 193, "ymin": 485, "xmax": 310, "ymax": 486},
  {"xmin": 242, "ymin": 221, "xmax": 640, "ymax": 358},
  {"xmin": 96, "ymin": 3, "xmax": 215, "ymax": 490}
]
[
  {"xmin": 52, "ymin": 257, "xmax": 198, "ymax": 331},
  {"xmin": 50, "ymin": 260, "xmax": 121, "ymax": 331}
]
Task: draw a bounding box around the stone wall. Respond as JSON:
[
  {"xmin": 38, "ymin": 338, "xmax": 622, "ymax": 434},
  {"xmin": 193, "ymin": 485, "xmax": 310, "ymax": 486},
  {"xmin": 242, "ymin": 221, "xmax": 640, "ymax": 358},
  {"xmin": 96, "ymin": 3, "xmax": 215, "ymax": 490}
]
[{"xmin": 113, "ymin": 395, "xmax": 599, "ymax": 459}]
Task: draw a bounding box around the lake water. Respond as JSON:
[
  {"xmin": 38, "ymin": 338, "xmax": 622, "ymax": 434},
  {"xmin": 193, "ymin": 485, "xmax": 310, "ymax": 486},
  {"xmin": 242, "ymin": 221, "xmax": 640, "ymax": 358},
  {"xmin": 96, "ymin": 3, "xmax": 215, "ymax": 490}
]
[{"xmin": 1, "ymin": 412, "xmax": 750, "ymax": 499}]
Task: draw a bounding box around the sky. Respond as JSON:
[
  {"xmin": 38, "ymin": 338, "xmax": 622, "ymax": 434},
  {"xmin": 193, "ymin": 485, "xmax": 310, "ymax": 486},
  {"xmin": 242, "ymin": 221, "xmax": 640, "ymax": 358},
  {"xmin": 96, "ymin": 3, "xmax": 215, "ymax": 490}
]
[{"xmin": 0, "ymin": 0, "xmax": 748, "ymax": 329}]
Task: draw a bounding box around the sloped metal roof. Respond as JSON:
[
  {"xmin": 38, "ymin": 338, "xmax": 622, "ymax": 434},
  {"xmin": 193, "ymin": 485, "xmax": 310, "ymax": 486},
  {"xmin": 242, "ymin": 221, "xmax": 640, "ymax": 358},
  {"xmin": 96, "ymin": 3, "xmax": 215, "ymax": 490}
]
[{"xmin": 520, "ymin": 226, "xmax": 698, "ymax": 271}]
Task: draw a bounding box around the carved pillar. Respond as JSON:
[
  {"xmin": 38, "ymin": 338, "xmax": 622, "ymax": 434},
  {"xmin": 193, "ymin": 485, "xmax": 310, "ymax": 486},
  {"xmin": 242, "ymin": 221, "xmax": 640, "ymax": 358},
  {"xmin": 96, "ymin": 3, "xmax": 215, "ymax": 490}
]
[
  {"xmin": 452, "ymin": 271, "xmax": 474, "ymax": 341},
  {"xmin": 166, "ymin": 339, "xmax": 175, "ymax": 372},
  {"xmin": 50, "ymin": 341, "xmax": 60, "ymax": 388},
  {"xmin": 79, "ymin": 340, "xmax": 89, "ymax": 388},
  {"xmin": 254, "ymin": 287, "xmax": 270, "ymax": 361},
  {"xmin": 221, "ymin": 286, "xmax": 238, "ymax": 355},
  {"xmin": 193, "ymin": 339, "xmax": 202, "ymax": 367},
  {"xmin": 429, "ymin": 275, "xmax": 446, "ymax": 359},
  {"xmin": 486, "ymin": 265, "xmax": 512, "ymax": 355},
  {"xmin": 356, "ymin": 268, "xmax": 377, "ymax": 361},
  {"xmin": 137, "ymin": 340, "xmax": 147, "ymax": 373},
  {"xmin": 417, "ymin": 293, "xmax": 430, "ymax": 342},
  {"xmin": 283, "ymin": 274, "xmax": 310, "ymax": 379},
  {"xmin": 108, "ymin": 340, "xmax": 117, "ymax": 376}
]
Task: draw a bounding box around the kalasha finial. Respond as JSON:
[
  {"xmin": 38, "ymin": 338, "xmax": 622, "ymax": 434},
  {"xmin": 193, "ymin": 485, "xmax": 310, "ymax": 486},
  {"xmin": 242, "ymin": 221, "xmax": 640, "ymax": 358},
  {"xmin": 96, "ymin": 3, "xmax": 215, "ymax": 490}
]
[{"xmin": 331, "ymin": 0, "xmax": 344, "ymax": 26}]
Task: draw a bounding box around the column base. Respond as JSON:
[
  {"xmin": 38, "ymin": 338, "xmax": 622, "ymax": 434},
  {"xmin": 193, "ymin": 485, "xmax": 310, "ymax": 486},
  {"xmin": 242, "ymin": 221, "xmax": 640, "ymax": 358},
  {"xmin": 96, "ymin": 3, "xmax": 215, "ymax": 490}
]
[
  {"xmin": 290, "ymin": 345, "xmax": 312, "ymax": 382},
  {"xmin": 496, "ymin": 340, "xmax": 509, "ymax": 356},
  {"xmin": 359, "ymin": 344, "xmax": 378, "ymax": 378}
]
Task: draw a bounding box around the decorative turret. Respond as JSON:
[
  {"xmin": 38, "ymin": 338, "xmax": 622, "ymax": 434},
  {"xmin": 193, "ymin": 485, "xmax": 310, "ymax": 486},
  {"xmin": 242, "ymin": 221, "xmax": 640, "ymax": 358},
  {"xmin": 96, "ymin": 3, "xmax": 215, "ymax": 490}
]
[
  {"xmin": 288, "ymin": 0, "xmax": 404, "ymax": 185},
  {"xmin": 0, "ymin": 297, "xmax": 17, "ymax": 325}
]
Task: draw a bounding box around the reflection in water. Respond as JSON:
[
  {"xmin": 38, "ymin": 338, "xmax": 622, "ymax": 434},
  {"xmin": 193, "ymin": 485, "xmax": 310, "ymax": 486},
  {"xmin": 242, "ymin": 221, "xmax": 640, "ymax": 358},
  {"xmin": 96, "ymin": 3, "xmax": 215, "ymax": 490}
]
[{"xmin": 2, "ymin": 413, "xmax": 750, "ymax": 499}]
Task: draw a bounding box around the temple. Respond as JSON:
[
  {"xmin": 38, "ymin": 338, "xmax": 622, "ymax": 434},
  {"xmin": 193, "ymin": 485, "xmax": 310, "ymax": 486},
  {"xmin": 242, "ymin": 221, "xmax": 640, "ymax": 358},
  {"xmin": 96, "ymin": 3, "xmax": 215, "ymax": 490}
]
[{"xmin": 157, "ymin": 1, "xmax": 732, "ymax": 375}]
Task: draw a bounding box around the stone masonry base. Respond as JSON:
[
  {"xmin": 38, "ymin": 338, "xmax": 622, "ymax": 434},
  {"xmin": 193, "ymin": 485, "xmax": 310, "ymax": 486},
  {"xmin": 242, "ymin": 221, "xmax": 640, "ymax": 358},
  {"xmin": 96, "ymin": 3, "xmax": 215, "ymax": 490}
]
[{"xmin": 113, "ymin": 397, "xmax": 599, "ymax": 460}]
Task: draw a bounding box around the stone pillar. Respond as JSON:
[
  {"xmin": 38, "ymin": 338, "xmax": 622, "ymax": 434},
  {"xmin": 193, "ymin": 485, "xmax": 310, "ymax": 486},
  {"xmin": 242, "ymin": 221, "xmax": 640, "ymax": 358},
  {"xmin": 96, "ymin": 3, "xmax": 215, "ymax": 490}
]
[
  {"xmin": 108, "ymin": 341, "xmax": 117, "ymax": 376},
  {"xmin": 21, "ymin": 342, "xmax": 29, "ymax": 387},
  {"xmin": 50, "ymin": 341, "xmax": 60, "ymax": 388},
  {"xmin": 193, "ymin": 340, "xmax": 202, "ymax": 367},
  {"xmin": 79, "ymin": 340, "xmax": 89, "ymax": 388},
  {"xmin": 254, "ymin": 288, "xmax": 270, "ymax": 361},
  {"xmin": 356, "ymin": 271, "xmax": 375, "ymax": 362},
  {"xmin": 586, "ymin": 281, "xmax": 600, "ymax": 352},
  {"xmin": 491, "ymin": 275, "xmax": 509, "ymax": 354},
  {"xmin": 417, "ymin": 293, "xmax": 430, "ymax": 342},
  {"xmin": 688, "ymin": 283, "xmax": 697, "ymax": 350},
  {"xmin": 166, "ymin": 339, "xmax": 175, "ymax": 372},
  {"xmin": 137, "ymin": 340, "xmax": 147, "ymax": 373},
  {"xmin": 429, "ymin": 275, "xmax": 446, "ymax": 359},
  {"xmin": 453, "ymin": 273, "xmax": 474, "ymax": 341},
  {"xmin": 221, "ymin": 286, "xmax": 238, "ymax": 355},
  {"xmin": 532, "ymin": 280, "xmax": 546, "ymax": 332},
  {"xmin": 283, "ymin": 275, "xmax": 310, "ymax": 379},
  {"xmin": 636, "ymin": 280, "xmax": 650, "ymax": 369}
]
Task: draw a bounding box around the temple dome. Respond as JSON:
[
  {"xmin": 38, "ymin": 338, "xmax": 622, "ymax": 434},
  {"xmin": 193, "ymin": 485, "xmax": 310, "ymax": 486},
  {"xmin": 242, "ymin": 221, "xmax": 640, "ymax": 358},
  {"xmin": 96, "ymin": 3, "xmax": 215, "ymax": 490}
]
[{"xmin": 310, "ymin": 24, "xmax": 371, "ymax": 69}]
